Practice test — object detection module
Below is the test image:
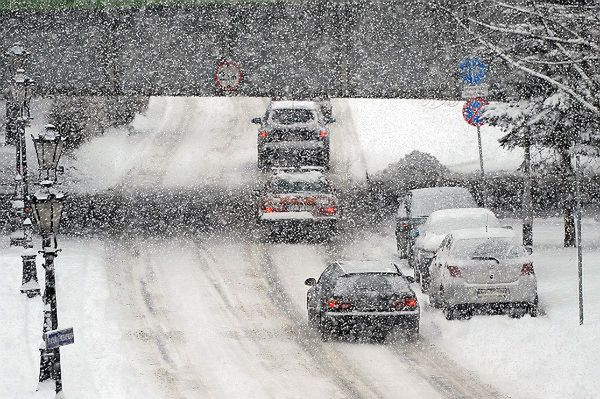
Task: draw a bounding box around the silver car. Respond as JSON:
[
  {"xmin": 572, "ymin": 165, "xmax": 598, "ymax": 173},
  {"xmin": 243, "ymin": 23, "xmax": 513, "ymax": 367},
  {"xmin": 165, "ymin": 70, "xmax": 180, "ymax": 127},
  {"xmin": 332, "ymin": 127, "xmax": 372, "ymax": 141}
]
[{"xmin": 427, "ymin": 227, "xmax": 538, "ymax": 320}]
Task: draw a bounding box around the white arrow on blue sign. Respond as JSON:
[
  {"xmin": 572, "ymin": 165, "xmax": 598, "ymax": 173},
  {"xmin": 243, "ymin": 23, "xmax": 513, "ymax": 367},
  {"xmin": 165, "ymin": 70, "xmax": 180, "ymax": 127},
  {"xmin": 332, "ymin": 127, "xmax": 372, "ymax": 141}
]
[
  {"xmin": 44, "ymin": 327, "xmax": 74, "ymax": 350},
  {"xmin": 459, "ymin": 57, "xmax": 488, "ymax": 85}
]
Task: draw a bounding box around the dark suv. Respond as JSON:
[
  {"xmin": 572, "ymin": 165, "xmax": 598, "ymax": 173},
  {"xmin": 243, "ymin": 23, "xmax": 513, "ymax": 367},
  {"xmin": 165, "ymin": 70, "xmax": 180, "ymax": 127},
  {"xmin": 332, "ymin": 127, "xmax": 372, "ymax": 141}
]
[
  {"xmin": 305, "ymin": 260, "xmax": 419, "ymax": 341},
  {"xmin": 396, "ymin": 186, "xmax": 477, "ymax": 261},
  {"xmin": 252, "ymin": 100, "xmax": 335, "ymax": 170}
]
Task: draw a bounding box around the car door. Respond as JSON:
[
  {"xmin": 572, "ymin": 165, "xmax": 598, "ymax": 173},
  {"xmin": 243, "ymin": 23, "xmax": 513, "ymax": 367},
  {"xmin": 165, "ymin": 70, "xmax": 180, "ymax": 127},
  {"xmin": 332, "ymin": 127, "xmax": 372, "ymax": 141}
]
[{"xmin": 430, "ymin": 235, "xmax": 451, "ymax": 295}]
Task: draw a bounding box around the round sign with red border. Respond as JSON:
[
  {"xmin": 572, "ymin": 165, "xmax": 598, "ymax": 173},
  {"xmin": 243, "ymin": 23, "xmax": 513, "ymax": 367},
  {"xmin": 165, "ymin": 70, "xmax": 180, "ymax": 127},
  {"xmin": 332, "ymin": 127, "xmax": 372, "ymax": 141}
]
[
  {"xmin": 214, "ymin": 60, "xmax": 243, "ymax": 92},
  {"xmin": 462, "ymin": 97, "xmax": 489, "ymax": 127}
]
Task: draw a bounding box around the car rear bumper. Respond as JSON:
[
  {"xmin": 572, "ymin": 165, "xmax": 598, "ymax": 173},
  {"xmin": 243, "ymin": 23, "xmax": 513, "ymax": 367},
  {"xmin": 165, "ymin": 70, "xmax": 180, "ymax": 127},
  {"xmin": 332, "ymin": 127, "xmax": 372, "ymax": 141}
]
[
  {"xmin": 443, "ymin": 278, "xmax": 537, "ymax": 307},
  {"xmin": 260, "ymin": 213, "xmax": 337, "ymax": 224},
  {"xmin": 323, "ymin": 310, "xmax": 419, "ymax": 329}
]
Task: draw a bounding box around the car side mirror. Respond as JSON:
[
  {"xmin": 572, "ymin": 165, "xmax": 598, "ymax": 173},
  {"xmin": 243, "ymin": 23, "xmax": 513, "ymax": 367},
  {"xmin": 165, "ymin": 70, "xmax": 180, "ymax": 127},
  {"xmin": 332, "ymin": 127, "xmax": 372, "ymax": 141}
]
[
  {"xmin": 251, "ymin": 117, "xmax": 262, "ymax": 124},
  {"xmin": 325, "ymin": 116, "xmax": 336, "ymax": 124},
  {"xmin": 525, "ymin": 246, "xmax": 533, "ymax": 255},
  {"xmin": 410, "ymin": 229, "xmax": 420, "ymax": 238},
  {"xmin": 405, "ymin": 275, "xmax": 415, "ymax": 284},
  {"xmin": 253, "ymin": 189, "xmax": 261, "ymax": 197},
  {"xmin": 304, "ymin": 278, "xmax": 317, "ymax": 286}
]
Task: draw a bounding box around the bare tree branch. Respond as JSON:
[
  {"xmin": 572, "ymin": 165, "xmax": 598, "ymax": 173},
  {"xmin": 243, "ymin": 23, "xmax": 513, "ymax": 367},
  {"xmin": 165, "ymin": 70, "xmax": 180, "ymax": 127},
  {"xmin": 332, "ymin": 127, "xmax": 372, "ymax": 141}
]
[{"xmin": 431, "ymin": 1, "xmax": 600, "ymax": 115}]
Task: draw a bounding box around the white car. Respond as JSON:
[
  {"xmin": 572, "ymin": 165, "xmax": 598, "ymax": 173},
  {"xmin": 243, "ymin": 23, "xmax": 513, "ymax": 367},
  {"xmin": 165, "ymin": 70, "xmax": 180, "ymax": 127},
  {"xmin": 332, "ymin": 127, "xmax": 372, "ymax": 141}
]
[
  {"xmin": 428, "ymin": 227, "xmax": 538, "ymax": 320},
  {"xmin": 411, "ymin": 208, "xmax": 500, "ymax": 290}
]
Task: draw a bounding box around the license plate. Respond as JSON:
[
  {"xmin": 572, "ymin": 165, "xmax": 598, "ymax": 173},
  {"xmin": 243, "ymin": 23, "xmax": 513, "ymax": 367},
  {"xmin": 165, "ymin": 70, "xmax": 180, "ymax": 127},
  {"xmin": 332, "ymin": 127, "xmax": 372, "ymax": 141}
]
[
  {"xmin": 477, "ymin": 288, "xmax": 509, "ymax": 297},
  {"xmin": 288, "ymin": 205, "xmax": 309, "ymax": 212}
]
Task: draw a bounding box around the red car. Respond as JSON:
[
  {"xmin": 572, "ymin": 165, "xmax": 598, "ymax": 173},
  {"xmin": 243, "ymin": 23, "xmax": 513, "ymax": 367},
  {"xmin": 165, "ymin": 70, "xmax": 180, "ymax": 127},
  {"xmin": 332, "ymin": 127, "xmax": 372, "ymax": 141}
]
[{"xmin": 257, "ymin": 168, "xmax": 338, "ymax": 236}]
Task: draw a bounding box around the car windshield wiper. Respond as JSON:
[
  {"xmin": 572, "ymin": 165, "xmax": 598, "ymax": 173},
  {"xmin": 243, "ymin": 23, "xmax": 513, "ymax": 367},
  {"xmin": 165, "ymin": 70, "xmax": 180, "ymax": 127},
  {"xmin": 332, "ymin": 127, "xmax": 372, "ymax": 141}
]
[{"xmin": 471, "ymin": 256, "xmax": 500, "ymax": 263}]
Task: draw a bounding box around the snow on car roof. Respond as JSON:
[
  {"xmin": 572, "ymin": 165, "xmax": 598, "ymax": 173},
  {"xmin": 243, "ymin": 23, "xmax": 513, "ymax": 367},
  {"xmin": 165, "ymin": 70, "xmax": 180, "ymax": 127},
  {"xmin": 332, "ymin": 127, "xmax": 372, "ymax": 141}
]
[
  {"xmin": 428, "ymin": 207, "xmax": 497, "ymax": 223},
  {"xmin": 270, "ymin": 100, "xmax": 319, "ymax": 110},
  {"xmin": 338, "ymin": 260, "xmax": 399, "ymax": 275},
  {"xmin": 450, "ymin": 227, "xmax": 516, "ymax": 240},
  {"xmin": 271, "ymin": 170, "xmax": 325, "ymax": 183}
]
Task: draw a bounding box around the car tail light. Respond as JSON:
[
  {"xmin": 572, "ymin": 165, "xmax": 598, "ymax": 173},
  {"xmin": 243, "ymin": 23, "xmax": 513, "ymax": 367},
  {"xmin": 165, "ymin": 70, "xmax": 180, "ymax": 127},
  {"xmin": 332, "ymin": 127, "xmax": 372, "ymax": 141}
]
[
  {"xmin": 446, "ymin": 265, "xmax": 462, "ymax": 278},
  {"xmin": 325, "ymin": 206, "xmax": 336, "ymax": 215},
  {"xmin": 402, "ymin": 223, "xmax": 410, "ymax": 231},
  {"xmin": 304, "ymin": 197, "xmax": 316, "ymax": 205},
  {"xmin": 521, "ymin": 262, "xmax": 535, "ymax": 276},
  {"xmin": 327, "ymin": 298, "xmax": 352, "ymax": 311},
  {"xmin": 263, "ymin": 207, "xmax": 274, "ymax": 213},
  {"xmin": 393, "ymin": 297, "xmax": 418, "ymax": 310},
  {"xmin": 259, "ymin": 131, "xmax": 267, "ymax": 138},
  {"xmin": 319, "ymin": 130, "xmax": 328, "ymax": 138}
]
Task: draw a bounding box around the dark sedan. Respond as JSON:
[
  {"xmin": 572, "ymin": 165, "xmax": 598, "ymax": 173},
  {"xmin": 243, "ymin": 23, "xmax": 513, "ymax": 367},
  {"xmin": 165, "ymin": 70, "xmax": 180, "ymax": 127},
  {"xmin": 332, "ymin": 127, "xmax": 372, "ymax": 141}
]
[{"xmin": 305, "ymin": 261, "xmax": 419, "ymax": 342}]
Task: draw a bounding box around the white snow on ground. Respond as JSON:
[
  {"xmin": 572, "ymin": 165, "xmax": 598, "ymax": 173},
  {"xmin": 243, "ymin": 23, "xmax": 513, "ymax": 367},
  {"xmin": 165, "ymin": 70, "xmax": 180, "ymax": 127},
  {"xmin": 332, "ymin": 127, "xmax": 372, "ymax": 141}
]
[
  {"xmin": 3, "ymin": 217, "xmax": 597, "ymax": 398},
  {"xmin": 343, "ymin": 98, "xmax": 524, "ymax": 173}
]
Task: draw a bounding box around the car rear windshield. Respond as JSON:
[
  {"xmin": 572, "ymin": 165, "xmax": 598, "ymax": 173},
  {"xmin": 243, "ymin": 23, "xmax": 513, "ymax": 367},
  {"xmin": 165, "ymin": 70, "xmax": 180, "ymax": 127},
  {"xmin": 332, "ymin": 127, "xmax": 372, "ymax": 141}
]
[
  {"xmin": 452, "ymin": 238, "xmax": 526, "ymax": 260},
  {"xmin": 335, "ymin": 273, "xmax": 407, "ymax": 294},
  {"xmin": 270, "ymin": 109, "xmax": 315, "ymax": 125},
  {"xmin": 411, "ymin": 191, "xmax": 477, "ymax": 217},
  {"xmin": 271, "ymin": 179, "xmax": 329, "ymax": 194}
]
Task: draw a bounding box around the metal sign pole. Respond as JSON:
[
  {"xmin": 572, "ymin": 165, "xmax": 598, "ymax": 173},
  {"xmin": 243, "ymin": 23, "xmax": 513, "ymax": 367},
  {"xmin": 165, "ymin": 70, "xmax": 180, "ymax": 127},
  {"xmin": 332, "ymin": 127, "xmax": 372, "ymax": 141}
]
[
  {"xmin": 477, "ymin": 125, "xmax": 486, "ymax": 207},
  {"xmin": 575, "ymin": 154, "xmax": 583, "ymax": 325}
]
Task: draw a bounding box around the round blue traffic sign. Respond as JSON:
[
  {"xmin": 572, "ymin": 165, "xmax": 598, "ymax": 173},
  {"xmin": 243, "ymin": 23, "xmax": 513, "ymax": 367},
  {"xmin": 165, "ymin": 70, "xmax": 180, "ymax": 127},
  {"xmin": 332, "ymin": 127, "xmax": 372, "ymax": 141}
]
[
  {"xmin": 459, "ymin": 57, "xmax": 488, "ymax": 85},
  {"xmin": 462, "ymin": 97, "xmax": 489, "ymax": 127}
]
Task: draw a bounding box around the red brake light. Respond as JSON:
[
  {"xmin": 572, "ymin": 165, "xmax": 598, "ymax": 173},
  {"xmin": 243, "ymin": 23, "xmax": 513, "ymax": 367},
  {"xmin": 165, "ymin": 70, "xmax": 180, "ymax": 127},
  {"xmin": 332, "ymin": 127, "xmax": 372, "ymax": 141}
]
[
  {"xmin": 327, "ymin": 298, "xmax": 351, "ymax": 310},
  {"xmin": 259, "ymin": 131, "xmax": 267, "ymax": 138},
  {"xmin": 325, "ymin": 206, "xmax": 336, "ymax": 215},
  {"xmin": 404, "ymin": 297, "xmax": 418, "ymax": 308},
  {"xmin": 446, "ymin": 265, "xmax": 462, "ymax": 278},
  {"xmin": 521, "ymin": 262, "xmax": 535, "ymax": 275},
  {"xmin": 263, "ymin": 207, "xmax": 273, "ymax": 213},
  {"xmin": 319, "ymin": 130, "xmax": 328, "ymax": 138}
]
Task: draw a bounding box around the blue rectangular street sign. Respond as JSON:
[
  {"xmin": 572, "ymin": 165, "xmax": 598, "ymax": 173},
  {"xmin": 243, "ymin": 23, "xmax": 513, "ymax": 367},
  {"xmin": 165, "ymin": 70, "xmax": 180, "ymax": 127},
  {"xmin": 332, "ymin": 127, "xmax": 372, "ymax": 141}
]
[{"xmin": 44, "ymin": 327, "xmax": 74, "ymax": 350}]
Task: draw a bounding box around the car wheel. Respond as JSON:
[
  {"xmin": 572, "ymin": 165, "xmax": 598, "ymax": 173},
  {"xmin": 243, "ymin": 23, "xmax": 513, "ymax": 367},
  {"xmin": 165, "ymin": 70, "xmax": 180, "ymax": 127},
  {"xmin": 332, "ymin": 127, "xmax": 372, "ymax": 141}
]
[
  {"xmin": 397, "ymin": 241, "xmax": 407, "ymax": 259},
  {"xmin": 257, "ymin": 153, "xmax": 268, "ymax": 170},
  {"xmin": 529, "ymin": 295, "xmax": 539, "ymax": 317},
  {"xmin": 318, "ymin": 320, "xmax": 333, "ymax": 341},
  {"xmin": 430, "ymin": 285, "xmax": 443, "ymax": 309},
  {"xmin": 307, "ymin": 308, "xmax": 319, "ymax": 327},
  {"xmin": 509, "ymin": 306, "xmax": 527, "ymax": 319},
  {"xmin": 404, "ymin": 321, "xmax": 419, "ymax": 342},
  {"xmin": 443, "ymin": 306, "xmax": 456, "ymax": 321},
  {"xmin": 420, "ymin": 269, "xmax": 430, "ymax": 292}
]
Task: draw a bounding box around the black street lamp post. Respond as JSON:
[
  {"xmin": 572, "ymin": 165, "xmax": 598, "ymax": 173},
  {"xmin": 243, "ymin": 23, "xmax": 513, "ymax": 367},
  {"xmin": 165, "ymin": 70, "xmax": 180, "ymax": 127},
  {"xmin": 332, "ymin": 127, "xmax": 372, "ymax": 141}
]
[
  {"xmin": 31, "ymin": 184, "xmax": 65, "ymax": 395},
  {"xmin": 5, "ymin": 42, "xmax": 30, "ymax": 146},
  {"xmin": 32, "ymin": 124, "xmax": 65, "ymax": 183}
]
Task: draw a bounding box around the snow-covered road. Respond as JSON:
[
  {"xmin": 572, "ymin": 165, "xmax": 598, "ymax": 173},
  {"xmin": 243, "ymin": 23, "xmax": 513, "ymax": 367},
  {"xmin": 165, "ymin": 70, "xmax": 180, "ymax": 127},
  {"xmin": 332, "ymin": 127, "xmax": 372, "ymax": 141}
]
[{"xmin": 2, "ymin": 97, "xmax": 598, "ymax": 399}]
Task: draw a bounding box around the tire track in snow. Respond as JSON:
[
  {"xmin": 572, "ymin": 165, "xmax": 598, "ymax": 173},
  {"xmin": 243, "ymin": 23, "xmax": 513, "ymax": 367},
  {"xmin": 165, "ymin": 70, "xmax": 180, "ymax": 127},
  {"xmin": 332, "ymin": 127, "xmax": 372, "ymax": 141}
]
[{"xmin": 243, "ymin": 242, "xmax": 386, "ymax": 399}]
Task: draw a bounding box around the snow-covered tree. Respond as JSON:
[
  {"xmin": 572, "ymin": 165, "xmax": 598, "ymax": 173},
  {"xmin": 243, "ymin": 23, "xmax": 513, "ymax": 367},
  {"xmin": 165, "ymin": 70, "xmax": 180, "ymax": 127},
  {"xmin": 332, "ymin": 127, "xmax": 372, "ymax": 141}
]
[{"xmin": 434, "ymin": 0, "xmax": 600, "ymax": 246}]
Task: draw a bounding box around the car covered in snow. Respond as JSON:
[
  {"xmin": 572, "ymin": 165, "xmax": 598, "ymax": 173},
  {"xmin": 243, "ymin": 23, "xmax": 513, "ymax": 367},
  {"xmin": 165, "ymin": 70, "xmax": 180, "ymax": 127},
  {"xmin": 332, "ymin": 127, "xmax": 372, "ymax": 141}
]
[
  {"xmin": 396, "ymin": 186, "xmax": 477, "ymax": 259},
  {"xmin": 305, "ymin": 260, "xmax": 419, "ymax": 341},
  {"xmin": 411, "ymin": 208, "xmax": 500, "ymax": 290},
  {"xmin": 256, "ymin": 168, "xmax": 338, "ymax": 234},
  {"xmin": 252, "ymin": 100, "xmax": 334, "ymax": 170},
  {"xmin": 427, "ymin": 227, "xmax": 538, "ymax": 320}
]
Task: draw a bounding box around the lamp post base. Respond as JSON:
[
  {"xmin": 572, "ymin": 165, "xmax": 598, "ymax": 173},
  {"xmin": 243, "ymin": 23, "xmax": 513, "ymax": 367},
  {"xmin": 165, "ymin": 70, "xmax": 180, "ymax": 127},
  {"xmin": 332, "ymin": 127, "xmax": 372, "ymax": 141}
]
[{"xmin": 20, "ymin": 253, "xmax": 40, "ymax": 298}]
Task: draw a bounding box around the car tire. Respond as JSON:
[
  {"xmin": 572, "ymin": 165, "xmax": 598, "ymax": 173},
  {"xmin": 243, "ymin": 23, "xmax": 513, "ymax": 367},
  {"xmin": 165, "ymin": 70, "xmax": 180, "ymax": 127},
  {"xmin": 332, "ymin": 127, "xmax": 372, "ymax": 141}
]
[
  {"xmin": 420, "ymin": 268, "xmax": 430, "ymax": 292},
  {"xmin": 257, "ymin": 152, "xmax": 268, "ymax": 170},
  {"xmin": 529, "ymin": 295, "xmax": 539, "ymax": 317},
  {"xmin": 509, "ymin": 307, "xmax": 526, "ymax": 319},
  {"xmin": 308, "ymin": 307, "xmax": 319, "ymax": 328},
  {"xmin": 443, "ymin": 306, "xmax": 456, "ymax": 321},
  {"xmin": 396, "ymin": 240, "xmax": 407, "ymax": 259},
  {"xmin": 318, "ymin": 319, "xmax": 333, "ymax": 341},
  {"xmin": 430, "ymin": 285, "xmax": 443, "ymax": 309},
  {"xmin": 404, "ymin": 321, "xmax": 419, "ymax": 342}
]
